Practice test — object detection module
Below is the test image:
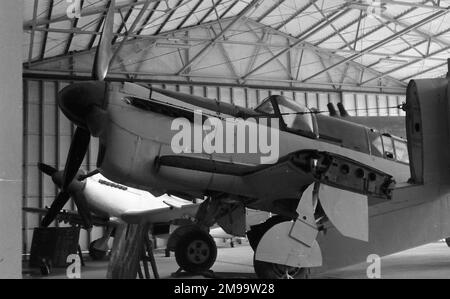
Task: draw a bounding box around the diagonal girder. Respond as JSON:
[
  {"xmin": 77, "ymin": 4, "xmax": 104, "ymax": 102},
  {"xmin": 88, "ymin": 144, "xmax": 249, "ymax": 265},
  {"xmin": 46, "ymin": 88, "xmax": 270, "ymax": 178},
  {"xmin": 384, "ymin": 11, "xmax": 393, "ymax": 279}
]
[
  {"xmin": 242, "ymin": 7, "xmax": 350, "ymax": 80},
  {"xmin": 256, "ymin": 0, "xmax": 287, "ymax": 22},
  {"xmin": 176, "ymin": 0, "xmax": 261, "ymax": 75},
  {"xmin": 360, "ymin": 45, "xmax": 450, "ymax": 85},
  {"xmin": 301, "ymin": 7, "xmax": 450, "ymax": 83},
  {"xmin": 400, "ymin": 61, "xmax": 449, "ymax": 81}
]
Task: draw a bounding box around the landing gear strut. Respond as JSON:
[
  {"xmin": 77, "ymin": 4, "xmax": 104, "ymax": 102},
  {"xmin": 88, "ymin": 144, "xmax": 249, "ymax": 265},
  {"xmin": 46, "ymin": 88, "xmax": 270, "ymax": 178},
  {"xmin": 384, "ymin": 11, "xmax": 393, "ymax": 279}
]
[
  {"xmin": 88, "ymin": 239, "xmax": 108, "ymax": 261},
  {"xmin": 88, "ymin": 226, "xmax": 114, "ymax": 261},
  {"xmin": 247, "ymin": 216, "xmax": 309, "ymax": 279}
]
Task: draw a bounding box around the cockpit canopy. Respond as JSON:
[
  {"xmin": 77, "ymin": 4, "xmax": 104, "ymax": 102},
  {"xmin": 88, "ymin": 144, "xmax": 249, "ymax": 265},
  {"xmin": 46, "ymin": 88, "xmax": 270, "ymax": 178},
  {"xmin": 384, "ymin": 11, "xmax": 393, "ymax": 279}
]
[
  {"xmin": 255, "ymin": 95, "xmax": 316, "ymax": 137},
  {"xmin": 255, "ymin": 94, "xmax": 408, "ymax": 165}
]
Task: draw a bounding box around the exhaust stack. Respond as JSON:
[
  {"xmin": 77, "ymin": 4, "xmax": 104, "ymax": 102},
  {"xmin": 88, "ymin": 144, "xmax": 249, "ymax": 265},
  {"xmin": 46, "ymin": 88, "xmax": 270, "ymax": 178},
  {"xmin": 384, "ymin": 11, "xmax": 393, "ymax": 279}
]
[{"xmin": 337, "ymin": 102, "xmax": 349, "ymax": 117}]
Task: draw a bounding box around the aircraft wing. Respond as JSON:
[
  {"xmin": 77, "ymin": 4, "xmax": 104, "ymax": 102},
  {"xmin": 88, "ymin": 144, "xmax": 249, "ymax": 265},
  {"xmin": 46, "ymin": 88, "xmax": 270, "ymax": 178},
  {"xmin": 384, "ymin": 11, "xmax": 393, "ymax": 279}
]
[
  {"xmin": 23, "ymin": 207, "xmax": 109, "ymax": 227},
  {"xmin": 120, "ymin": 202, "xmax": 200, "ymax": 224}
]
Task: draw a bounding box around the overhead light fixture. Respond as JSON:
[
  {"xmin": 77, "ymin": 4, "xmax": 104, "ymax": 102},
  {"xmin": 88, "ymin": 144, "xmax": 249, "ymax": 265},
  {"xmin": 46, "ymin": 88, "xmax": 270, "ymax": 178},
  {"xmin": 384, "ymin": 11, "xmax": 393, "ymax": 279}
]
[
  {"xmin": 346, "ymin": 0, "xmax": 387, "ymax": 14},
  {"xmin": 167, "ymin": 38, "xmax": 182, "ymax": 42},
  {"xmin": 379, "ymin": 57, "xmax": 409, "ymax": 64},
  {"xmin": 155, "ymin": 42, "xmax": 191, "ymax": 49}
]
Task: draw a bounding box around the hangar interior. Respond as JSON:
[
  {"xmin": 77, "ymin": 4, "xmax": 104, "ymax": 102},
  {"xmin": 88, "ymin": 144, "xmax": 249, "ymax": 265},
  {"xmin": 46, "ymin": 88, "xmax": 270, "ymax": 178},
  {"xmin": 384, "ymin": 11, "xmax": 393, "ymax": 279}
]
[{"xmin": 19, "ymin": 0, "xmax": 450, "ymax": 265}]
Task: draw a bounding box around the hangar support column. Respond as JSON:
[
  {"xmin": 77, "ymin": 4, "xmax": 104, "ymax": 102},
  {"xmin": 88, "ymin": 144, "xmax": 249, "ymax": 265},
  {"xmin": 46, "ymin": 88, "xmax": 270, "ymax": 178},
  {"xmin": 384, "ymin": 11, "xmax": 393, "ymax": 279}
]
[{"xmin": 0, "ymin": 0, "xmax": 23, "ymax": 278}]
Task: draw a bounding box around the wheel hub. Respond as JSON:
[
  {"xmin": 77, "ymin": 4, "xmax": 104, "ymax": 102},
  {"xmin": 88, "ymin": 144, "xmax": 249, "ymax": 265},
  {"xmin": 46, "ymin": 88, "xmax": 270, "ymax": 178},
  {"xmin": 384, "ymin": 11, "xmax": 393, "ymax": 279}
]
[
  {"xmin": 272, "ymin": 264, "xmax": 303, "ymax": 279},
  {"xmin": 186, "ymin": 240, "xmax": 210, "ymax": 264}
]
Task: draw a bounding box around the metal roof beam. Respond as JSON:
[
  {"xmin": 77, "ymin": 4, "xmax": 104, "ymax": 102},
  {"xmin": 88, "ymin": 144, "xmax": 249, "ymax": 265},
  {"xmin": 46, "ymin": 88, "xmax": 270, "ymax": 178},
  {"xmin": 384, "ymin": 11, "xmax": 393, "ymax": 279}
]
[
  {"xmin": 219, "ymin": 0, "xmax": 240, "ymax": 19},
  {"xmin": 86, "ymin": 0, "xmax": 111, "ymax": 50},
  {"xmin": 136, "ymin": 0, "xmax": 161, "ymax": 35},
  {"xmin": 23, "ymin": 68, "xmax": 406, "ymax": 94},
  {"xmin": 377, "ymin": 12, "xmax": 450, "ymax": 47},
  {"xmin": 242, "ymin": 7, "xmax": 350, "ymax": 80},
  {"xmin": 176, "ymin": 0, "xmax": 261, "ymax": 75},
  {"xmin": 64, "ymin": 0, "xmax": 84, "ymax": 55},
  {"xmin": 112, "ymin": 0, "xmax": 138, "ymax": 44},
  {"xmin": 40, "ymin": 0, "xmax": 54, "ymax": 60},
  {"xmin": 312, "ymin": 2, "xmax": 351, "ymax": 50},
  {"xmin": 314, "ymin": 12, "xmax": 367, "ymax": 46},
  {"xmin": 154, "ymin": 0, "xmax": 184, "ymax": 35},
  {"xmin": 28, "ymin": 25, "xmax": 450, "ymax": 62},
  {"xmin": 361, "ymin": 26, "xmax": 450, "ymax": 73},
  {"xmin": 196, "ymin": 0, "xmax": 223, "ymax": 25},
  {"xmin": 256, "ymin": 0, "xmax": 286, "ymax": 22},
  {"xmin": 337, "ymin": 3, "xmax": 424, "ymax": 51},
  {"xmin": 381, "ymin": 0, "xmax": 449, "ymax": 10},
  {"xmin": 400, "ymin": 61, "xmax": 448, "ymax": 80},
  {"xmin": 176, "ymin": 0, "xmax": 202, "ymax": 29},
  {"xmin": 23, "ymin": 0, "xmax": 156, "ymax": 28},
  {"xmin": 360, "ymin": 44, "xmax": 450, "ymax": 84},
  {"xmin": 275, "ymin": 0, "xmax": 319, "ymax": 31},
  {"xmin": 112, "ymin": 0, "xmax": 152, "ymax": 65},
  {"xmin": 301, "ymin": 8, "xmax": 450, "ymax": 82},
  {"xmin": 27, "ymin": 0, "xmax": 39, "ymax": 66}
]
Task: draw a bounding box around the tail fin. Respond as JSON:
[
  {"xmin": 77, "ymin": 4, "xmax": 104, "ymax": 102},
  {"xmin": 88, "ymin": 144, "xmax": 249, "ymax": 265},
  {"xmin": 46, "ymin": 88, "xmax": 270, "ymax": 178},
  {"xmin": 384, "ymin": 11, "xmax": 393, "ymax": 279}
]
[{"xmin": 405, "ymin": 60, "xmax": 450, "ymax": 185}]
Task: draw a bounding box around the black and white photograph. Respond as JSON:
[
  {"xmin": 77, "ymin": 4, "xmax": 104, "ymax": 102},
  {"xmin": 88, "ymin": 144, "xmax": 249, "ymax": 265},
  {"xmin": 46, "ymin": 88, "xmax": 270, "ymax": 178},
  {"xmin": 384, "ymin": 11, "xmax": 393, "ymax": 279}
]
[{"xmin": 1, "ymin": 0, "xmax": 450, "ymax": 284}]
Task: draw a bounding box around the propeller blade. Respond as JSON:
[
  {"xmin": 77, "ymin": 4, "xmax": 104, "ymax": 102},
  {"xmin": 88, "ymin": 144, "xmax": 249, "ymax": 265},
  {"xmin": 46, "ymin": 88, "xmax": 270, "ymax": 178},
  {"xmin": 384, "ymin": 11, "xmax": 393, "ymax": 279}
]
[
  {"xmin": 41, "ymin": 191, "xmax": 71, "ymax": 227},
  {"xmin": 38, "ymin": 162, "xmax": 57, "ymax": 177},
  {"xmin": 63, "ymin": 127, "xmax": 91, "ymax": 190},
  {"xmin": 72, "ymin": 192, "xmax": 93, "ymax": 230},
  {"xmin": 92, "ymin": 0, "xmax": 115, "ymax": 81},
  {"xmin": 78, "ymin": 169, "xmax": 100, "ymax": 181}
]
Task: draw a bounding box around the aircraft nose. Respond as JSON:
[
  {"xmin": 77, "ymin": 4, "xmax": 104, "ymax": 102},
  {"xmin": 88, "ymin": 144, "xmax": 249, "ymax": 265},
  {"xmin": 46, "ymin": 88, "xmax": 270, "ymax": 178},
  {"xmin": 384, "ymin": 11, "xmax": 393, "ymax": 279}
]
[{"xmin": 58, "ymin": 81, "xmax": 108, "ymax": 137}]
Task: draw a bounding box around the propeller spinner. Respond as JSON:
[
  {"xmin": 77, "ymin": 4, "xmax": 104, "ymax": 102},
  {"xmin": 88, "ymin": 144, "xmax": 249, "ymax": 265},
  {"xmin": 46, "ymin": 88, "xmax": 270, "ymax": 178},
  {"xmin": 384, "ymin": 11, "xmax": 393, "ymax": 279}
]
[{"xmin": 38, "ymin": 163, "xmax": 93, "ymax": 229}]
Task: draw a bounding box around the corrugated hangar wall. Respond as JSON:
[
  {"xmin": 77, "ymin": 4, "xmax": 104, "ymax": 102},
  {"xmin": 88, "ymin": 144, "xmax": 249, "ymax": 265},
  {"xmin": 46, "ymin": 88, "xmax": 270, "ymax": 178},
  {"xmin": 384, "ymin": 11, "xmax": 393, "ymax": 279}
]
[{"xmin": 22, "ymin": 78, "xmax": 406, "ymax": 253}]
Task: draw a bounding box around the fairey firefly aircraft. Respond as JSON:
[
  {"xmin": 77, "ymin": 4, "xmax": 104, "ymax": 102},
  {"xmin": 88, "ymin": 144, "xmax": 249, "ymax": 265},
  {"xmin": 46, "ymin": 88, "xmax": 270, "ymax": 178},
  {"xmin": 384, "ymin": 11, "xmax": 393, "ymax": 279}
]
[{"xmin": 40, "ymin": 0, "xmax": 450, "ymax": 278}]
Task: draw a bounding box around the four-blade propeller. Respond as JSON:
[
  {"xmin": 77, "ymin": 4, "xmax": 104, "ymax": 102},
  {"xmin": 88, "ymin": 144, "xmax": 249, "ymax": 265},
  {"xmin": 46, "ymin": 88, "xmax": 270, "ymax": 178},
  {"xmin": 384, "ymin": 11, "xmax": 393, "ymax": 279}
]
[{"xmin": 39, "ymin": 0, "xmax": 116, "ymax": 229}]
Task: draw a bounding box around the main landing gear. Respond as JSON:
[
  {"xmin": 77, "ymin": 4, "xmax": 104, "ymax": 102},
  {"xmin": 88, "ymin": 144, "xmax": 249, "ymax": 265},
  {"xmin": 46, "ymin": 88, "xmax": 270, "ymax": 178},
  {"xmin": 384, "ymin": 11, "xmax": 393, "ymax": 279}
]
[
  {"xmin": 169, "ymin": 225, "xmax": 217, "ymax": 274},
  {"xmin": 247, "ymin": 216, "xmax": 309, "ymax": 279},
  {"xmin": 88, "ymin": 226, "xmax": 114, "ymax": 261}
]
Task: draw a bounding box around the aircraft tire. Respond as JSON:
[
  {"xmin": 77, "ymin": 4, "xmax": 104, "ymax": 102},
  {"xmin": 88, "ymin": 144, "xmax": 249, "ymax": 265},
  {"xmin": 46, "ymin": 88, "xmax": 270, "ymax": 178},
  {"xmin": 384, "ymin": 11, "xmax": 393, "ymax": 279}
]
[
  {"xmin": 253, "ymin": 257, "xmax": 309, "ymax": 279},
  {"xmin": 247, "ymin": 215, "xmax": 291, "ymax": 251},
  {"xmin": 446, "ymin": 238, "xmax": 450, "ymax": 247},
  {"xmin": 88, "ymin": 241, "xmax": 108, "ymax": 261},
  {"xmin": 248, "ymin": 216, "xmax": 308, "ymax": 279},
  {"xmin": 175, "ymin": 228, "xmax": 217, "ymax": 273}
]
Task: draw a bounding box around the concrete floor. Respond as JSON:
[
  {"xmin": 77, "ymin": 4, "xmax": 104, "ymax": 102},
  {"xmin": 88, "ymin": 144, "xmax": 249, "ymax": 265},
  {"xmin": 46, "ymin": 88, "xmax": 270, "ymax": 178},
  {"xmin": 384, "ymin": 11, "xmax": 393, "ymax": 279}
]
[{"xmin": 22, "ymin": 240, "xmax": 450, "ymax": 279}]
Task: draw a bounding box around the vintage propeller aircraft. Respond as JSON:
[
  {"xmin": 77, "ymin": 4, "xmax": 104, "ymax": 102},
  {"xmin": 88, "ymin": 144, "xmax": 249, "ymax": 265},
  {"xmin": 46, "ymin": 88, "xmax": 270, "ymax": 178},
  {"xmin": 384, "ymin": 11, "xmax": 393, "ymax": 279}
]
[
  {"xmin": 40, "ymin": 0, "xmax": 450, "ymax": 278},
  {"xmin": 27, "ymin": 162, "xmax": 200, "ymax": 261}
]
